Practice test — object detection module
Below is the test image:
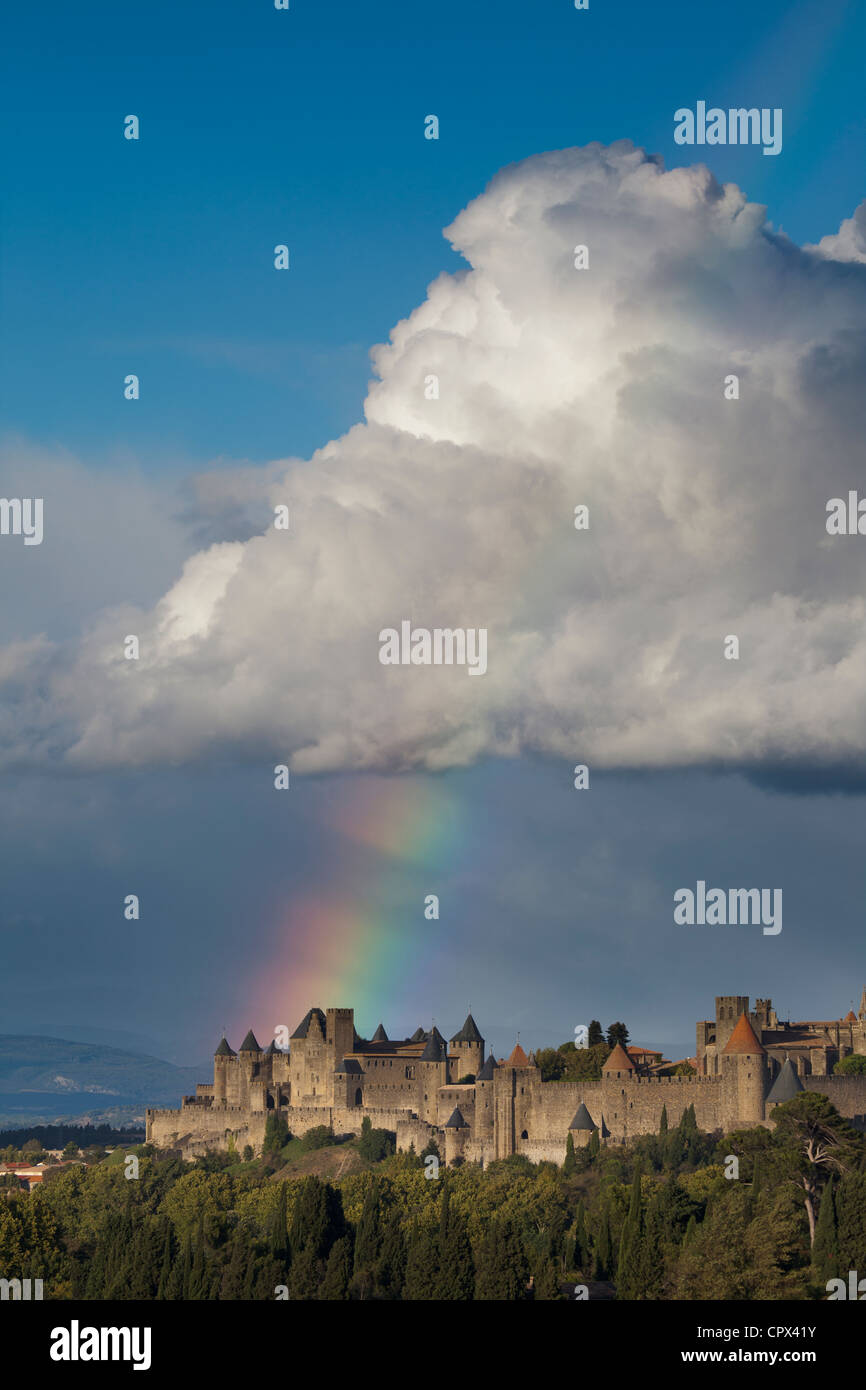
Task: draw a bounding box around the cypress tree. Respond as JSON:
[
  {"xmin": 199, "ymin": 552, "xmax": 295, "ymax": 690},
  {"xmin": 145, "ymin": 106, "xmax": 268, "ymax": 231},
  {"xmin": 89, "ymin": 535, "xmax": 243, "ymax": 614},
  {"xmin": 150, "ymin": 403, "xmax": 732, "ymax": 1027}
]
[
  {"xmin": 588, "ymin": 1129, "xmax": 600, "ymax": 1160},
  {"xmin": 270, "ymin": 1181, "xmax": 288, "ymax": 1260},
  {"xmin": 437, "ymin": 1190, "xmax": 474, "ymax": 1300},
  {"xmin": 220, "ymin": 1233, "xmax": 249, "ymax": 1300},
  {"xmin": 189, "ymin": 1215, "xmax": 207, "ymax": 1300},
  {"xmin": 812, "ymin": 1178, "xmax": 838, "ymax": 1287},
  {"xmin": 377, "ymin": 1209, "xmax": 406, "ymax": 1299},
  {"xmin": 156, "ymin": 1220, "xmax": 175, "ymax": 1300},
  {"xmin": 534, "ymin": 1256, "xmax": 563, "ymax": 1300},
  {"xmin": 403, "ymin": 1223, "xmax": 439, "ymax": 1300},
  {"xmin": 319, "ymin": 1235, "xmax": 353, "ymax": 1300},
  {"xmin": 616, "ymin": 1166, "xmax": 644, "ymax": 1300},
  {"xmin": 563, "ymin": 1132, "xmax": 577, "ymax": 1176},
  {"xmin": 573, "ymin": 1201, "xmax": 588, "ymax": 1270},
  {"xmin": 595, "ymin": 1203, "xmax": 612, "ymax": 1279},
  {"xmin": 353, "ymin": 1177, "xmax": 382, "ymax": 1277},
  {"xmin": 659, "ymin": 1105, "xmax": 668, "ymax": 1135},
  {"xmin": 835, "ymin": 1173, "xmax": 866, "ymax": 1272}
]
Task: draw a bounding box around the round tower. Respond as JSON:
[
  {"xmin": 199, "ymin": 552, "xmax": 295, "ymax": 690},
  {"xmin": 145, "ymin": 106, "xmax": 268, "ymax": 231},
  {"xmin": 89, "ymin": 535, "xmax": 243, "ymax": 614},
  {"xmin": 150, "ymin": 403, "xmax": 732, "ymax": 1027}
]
[
  {"xmin": 213, "ymin": 1036, "xmax": 235, "ymax": 1106},
  {"xmin": 721, "ymin": 1012, "xmax": 768, "ymax": 1126},
  {"xmin": 443, "ymin": 1107, "xmax": 468, "ymax": 1165}
]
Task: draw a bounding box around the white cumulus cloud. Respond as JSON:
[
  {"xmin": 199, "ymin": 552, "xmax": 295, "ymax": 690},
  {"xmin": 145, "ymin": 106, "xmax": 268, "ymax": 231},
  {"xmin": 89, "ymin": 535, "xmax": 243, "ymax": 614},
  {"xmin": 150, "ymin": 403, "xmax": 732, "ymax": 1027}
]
[{"xmin": 5, "ymin": 140, "xmax": 866, "ymax": 780}]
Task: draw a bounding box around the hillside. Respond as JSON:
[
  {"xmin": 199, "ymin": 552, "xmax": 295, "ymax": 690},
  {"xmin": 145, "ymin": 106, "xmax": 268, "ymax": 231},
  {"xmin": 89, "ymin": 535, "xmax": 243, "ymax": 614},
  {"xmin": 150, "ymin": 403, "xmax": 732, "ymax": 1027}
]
[{"xmin": 0, "ymin": 1035, "xmax": 199, "ymax": 1128}]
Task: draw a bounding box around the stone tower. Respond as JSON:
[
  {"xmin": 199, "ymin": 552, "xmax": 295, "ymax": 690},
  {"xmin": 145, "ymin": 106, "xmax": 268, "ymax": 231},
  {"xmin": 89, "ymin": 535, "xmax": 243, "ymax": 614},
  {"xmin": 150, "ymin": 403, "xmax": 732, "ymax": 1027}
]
[
  {"xmin": 474, "ymin": 1052, "xmax": 497, "ymax": 1142},
  {"xmin": 721, "ymin": 1012, "xmax": 767, "ymax": 1126},
  {"xmin": 493, "ymin": 1042, "xmax": 536, "ymax": 1159},
  {"xmin": 419, "ymin": 1028, "xmax": 448, "ymax": 1124},
  {"xmin": 443, "ymin": 1107, "xmax": 469, "ymax": 1165},
  {"xmin": 449, "ymin": 1013, "xmax": 484, "ymax": 1080},
  {"xmin": 715, "ymin": 996, "xmax": 750, "ymax": 1054},
  {"xmin": 213, "ymin": 1036, "xmax": 235, "ymax": 1107}
]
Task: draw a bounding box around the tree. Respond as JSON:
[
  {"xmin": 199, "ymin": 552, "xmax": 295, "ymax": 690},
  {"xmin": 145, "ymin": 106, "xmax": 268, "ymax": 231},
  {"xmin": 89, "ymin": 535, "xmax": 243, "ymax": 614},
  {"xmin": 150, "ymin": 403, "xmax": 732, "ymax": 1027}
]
[
  {"xmin": 836, "ymin": 1172, "xmax": 866, "ymax": 1273},
  {"xmin": 834, "ymin": 1054, "xmax": 866, "ymax": 1075},
  {"xmin": 358, "ymin": 1117, "xmax": 396, "ymax": 1162},
  {"xmin": 220, "ymin": 1233, "xmax": 249, "ymax": 1300},
  {"xmin": 262, "ymin": 1113, "xmax": 289, "ymax": 1156},
  {"xmin": 352, "ymin": 1177, "xmax": 382, "ymax": 1298},
  {"xmin": 377, "ymin": 1209, "xmax": 406, "ymax": 1299},
  {"xmin": 771, "ymin": 1093, "xmax": 862, "ymax": 1245},
  {"xmin": 319, "ymin": 1236, "xmax": 352, "ymax": 1300},
  {"xmin": 535, "ymin": 1048, "xmax": 565, "ymax": 1082},
  {"xmin": 403, "ymin": 1222, "xmax": 439, "ymax": 1300},
  {"xmin": 474, "ymin": 1218, "xmax": 528, "ymax": 1300},
  {"xmin": 811, "ymin": 1177, "xmax": 838, "ymax": 1286},
  {"xmin": 563, "ymin": 1132, "xmax": 577, "ymax": 1177},
  {"xmin": 607, "ymin": 1022, "xmax": 630, "ymax": 1048},
  {"xmin": 436, "ymin": 1186, "xmax": 474, "ymax": 1299},
  {"xmin": 616, "ymin": 1166, "xmax": 644, "ymax": 1299},
  {"xmin": 588, "ymin": 1020, "xmax": 604, "ymax": 1047},
  {"xmin": 270, "ymin": 1181, "xmax": 288, "ymax": 1261}
]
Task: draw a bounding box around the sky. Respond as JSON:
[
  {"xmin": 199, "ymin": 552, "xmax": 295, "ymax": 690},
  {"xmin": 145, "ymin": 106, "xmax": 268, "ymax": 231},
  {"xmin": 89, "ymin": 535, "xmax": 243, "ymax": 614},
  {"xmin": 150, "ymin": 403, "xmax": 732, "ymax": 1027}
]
[{"xmin": 1, "ymin": 0, "xmax": 866, "ymax": 1066}]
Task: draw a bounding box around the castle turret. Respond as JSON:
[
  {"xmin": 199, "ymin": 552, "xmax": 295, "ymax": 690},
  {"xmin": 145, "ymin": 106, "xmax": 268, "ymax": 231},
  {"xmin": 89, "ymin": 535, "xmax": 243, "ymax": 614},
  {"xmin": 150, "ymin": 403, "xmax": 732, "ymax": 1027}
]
[
  {"xmin": 722, "ymin": 1012, "xmax": 768, "ymax": 1125},
  {"xmin": 419, "ymin": 1028, "xmax": 448, "ymax": 1124},
  {"xmin": 568, "ymin": 1102, "xmax": 597, "ymax": 1149},
  {"xmin": 443, "ymin": 1107, "xmax": 468, "ymax": 1166},
  {"xmin": 474, "ymin": 1052, "xmax": 497, "ymax": 1142},
  {"xmin": 238, "ymin": 1029, "xmax": 263, "ymax": 1109},
  {"xmin": 766, "ymin": 1057, "xmax": 803, "ymax": 1109},
  {"xmin": 493, "ymin": 1042, "xmax": 537, "ymax": 1159},
  {"xmin": 213, "ymin": 1036, "xmax": 235, "ymax": 1106},
  {"xmin": 449, "ymin": 1013, "xmax": 484, "ymax": 1082}
]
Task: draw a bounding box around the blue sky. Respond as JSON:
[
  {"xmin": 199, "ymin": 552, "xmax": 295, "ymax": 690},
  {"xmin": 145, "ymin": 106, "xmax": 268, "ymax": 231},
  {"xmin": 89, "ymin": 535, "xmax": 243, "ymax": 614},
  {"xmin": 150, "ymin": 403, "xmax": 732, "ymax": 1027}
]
[
  {"xmin": 2, "ymin": 0, "xmax": 866, "ymax": 1066},
  {"xmin": 2, "ymin": 0, "xmax": 863, "ymax": 464}
]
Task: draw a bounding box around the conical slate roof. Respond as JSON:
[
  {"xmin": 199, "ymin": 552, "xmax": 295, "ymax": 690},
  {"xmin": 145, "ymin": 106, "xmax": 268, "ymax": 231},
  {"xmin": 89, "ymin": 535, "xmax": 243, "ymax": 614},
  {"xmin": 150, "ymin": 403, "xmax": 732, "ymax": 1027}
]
[
  {"xmin": 214, "ymin": 1037, "xmax": 235, "ymax": 1057},
  {"xmin": 371, "ymin": 1023, "xmax": 389, "ymax": 1043},
  {"xmin": 409, "ymin": 1026, "xmax": 426, "ymax": 1043},
  {"xmin": 291, "ymin": 1008, "xmax": 326, "ymax": 1040},
  {"xmin": 450, "ymin": 1013, "xmax": 483, "ymax": 1045},
  {"xmin": 266, "ymin": 1039, "xmax": 279, "ymax": 1055},
  {"xmin": 723, "ymin": 1013, "xmax": 766, "ymax": 1055},
  {"xmin": 444, "ymin": 1107, "xmax": 468, "ymax": 1129},
  {"xmin": 239, "ymin": 1030, "xmax": 261, "ymax": 1052},
  {"xmin": 507, "ymin": 1042, "xmax": 529, "ymax": 1067},
  {"xmin": 568, "ymin": 1102, "xmax": 597, "ymax": 1131},
  {"xmin": 767, "ymin": 1058, "xmax": 803, "ymax": 1104},
  {"xmin": 421, "ymin": 1032, "xmax": 446, "ymax": 1062},
  {"xmin": 602, "ymin": 1042, "xmax": 635, "ymax": 1072},
  {"xmin": 476, "ymin": 1054, "xmax": 498, "ymax": 1081}
]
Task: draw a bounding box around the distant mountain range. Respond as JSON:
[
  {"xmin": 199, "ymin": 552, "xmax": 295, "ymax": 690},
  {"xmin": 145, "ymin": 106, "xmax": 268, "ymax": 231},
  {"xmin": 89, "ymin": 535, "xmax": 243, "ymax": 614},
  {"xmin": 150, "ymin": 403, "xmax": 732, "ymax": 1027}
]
[{"xmin": 0, "ymin": 1035, "xmax": 201, "ymax": 1129}]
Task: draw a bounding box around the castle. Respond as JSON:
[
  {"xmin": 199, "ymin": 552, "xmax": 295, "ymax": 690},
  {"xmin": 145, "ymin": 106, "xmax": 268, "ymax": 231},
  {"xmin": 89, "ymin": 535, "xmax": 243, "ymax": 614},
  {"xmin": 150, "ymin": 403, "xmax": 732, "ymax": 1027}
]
[{"xmin": 146, "ymin": 991, "xmax": 866, "ymax": 1165}]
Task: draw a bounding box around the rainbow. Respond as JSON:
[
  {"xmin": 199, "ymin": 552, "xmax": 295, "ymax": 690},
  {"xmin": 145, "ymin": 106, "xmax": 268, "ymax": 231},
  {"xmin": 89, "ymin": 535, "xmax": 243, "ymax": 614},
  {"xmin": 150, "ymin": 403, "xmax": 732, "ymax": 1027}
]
[{"xmin": 245, "ymin": 775, "xmax": 464, "ymax": 1044}]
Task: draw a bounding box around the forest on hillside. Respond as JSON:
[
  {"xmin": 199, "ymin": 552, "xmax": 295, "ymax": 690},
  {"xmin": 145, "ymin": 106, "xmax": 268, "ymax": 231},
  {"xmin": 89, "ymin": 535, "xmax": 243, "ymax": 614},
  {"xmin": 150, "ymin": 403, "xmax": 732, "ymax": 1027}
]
[{"xmin": 1, "ymin": 1097, "xmax": 865, "ymax": 1300}]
